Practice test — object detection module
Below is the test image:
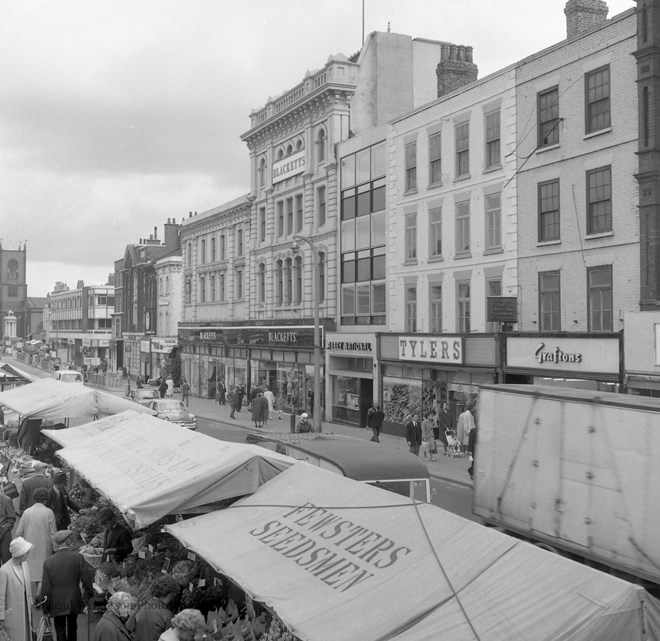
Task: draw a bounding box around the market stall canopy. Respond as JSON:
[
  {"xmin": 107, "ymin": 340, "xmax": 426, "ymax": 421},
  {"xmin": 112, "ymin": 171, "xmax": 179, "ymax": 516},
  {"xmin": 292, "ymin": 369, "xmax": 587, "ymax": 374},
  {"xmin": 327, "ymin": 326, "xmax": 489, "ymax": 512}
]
[
  {"xmin": 42, "ymin": 409, "xmax": 145, "ymax": 447},
  {"xmin": 56, "ymin": 416, "xmax": 294, "ymax": 529},
  {"xmin": 0, "ymin": 378, "xmax": 156, "ymax": 420},
  {"xmin": 165, "ymin": 464, "xmax": 660, "ymax": 641},
  {"xmin": 0, "ymin": 362, "xmax": 38, "ymax": 384}
]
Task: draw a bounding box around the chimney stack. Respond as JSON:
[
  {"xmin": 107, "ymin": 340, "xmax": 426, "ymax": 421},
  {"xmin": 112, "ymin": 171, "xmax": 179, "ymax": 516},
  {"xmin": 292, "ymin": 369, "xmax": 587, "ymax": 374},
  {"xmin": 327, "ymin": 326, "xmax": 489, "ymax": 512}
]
[
  {"xmin": 564, "ymin": 0, "xmax": 608, "ymax": 39},
  {"xmin": 436, "ymin": 42, "xmax": 478, "ymax": 99}
]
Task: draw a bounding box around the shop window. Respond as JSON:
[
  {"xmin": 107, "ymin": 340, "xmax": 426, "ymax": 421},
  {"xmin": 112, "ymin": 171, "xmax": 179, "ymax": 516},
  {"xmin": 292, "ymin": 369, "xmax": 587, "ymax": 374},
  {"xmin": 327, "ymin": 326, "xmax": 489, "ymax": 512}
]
[{"xmin": 383, "ymin": 376, "xmax": 422, "ymax": 424}]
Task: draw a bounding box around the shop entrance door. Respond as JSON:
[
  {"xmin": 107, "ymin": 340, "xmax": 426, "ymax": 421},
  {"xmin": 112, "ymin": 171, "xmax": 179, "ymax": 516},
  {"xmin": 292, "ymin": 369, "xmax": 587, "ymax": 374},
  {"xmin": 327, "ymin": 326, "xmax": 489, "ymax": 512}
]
[{"xmin": 359, "ymin": 378, "xmax": 374, "ymax": 428}]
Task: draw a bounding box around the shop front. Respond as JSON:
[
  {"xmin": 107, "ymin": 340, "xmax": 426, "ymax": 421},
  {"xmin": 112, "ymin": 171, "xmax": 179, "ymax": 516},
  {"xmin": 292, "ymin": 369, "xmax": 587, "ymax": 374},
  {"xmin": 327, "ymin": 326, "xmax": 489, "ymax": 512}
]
[
  {"xmin": 504, "ymin": 332, "xmax": 622, "ymax": 390},
  {"xmin": 623, "ymin": 312, "xmax": 660, "ymax": 397},
  {"xmin": 179, "ymin": 324, "xmax": 327, "ymax": 415},
  {"xmin": 378, "ymin": 333, "xmax": 499, "ymax": 437},
  {"xmin": 325, "ymin": 332, "xmax": 376, "ymax": 427},
  {"xmin": 139, "ymin": 336, "xmax": 178, "ymax": 382}
]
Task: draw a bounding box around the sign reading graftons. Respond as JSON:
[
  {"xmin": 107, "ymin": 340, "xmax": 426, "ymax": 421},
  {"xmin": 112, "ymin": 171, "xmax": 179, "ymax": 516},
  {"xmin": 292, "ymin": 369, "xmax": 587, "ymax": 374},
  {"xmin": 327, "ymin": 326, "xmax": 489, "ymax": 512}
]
[{"xmin": 487, "ymin": 297, "xmax": 518, "ymax": 323}]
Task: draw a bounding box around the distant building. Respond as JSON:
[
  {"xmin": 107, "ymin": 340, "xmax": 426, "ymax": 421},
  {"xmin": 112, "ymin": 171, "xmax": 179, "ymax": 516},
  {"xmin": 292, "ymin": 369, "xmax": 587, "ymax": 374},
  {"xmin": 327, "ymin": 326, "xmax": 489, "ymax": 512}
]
[{"xmin": 0, "ymin": 243, "xmax": 27, "ymax": 344}]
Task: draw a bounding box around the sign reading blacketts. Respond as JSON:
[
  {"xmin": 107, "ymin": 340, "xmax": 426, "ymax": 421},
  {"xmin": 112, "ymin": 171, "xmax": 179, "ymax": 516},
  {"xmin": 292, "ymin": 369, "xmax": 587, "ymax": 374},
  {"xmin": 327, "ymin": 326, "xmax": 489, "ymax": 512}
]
[
  {"xmin": 179, "ymin": 326, "xmax": 323, "ymax": 349},
  {"xmin": 487, "ymin": 297, "xmax": 518, "ymax": 323}
]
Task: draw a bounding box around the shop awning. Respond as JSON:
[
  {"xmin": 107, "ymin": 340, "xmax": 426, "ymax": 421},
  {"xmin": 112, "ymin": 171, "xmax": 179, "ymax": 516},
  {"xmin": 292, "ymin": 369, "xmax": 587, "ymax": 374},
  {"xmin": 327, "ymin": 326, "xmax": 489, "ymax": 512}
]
[
  {"xmin": 165, "ymin": 465, "xmax": 660, "ymax": 641},
  {"xmin": 0, "ymin": 378, "xmax": 156, "ymax": 421},
  {"xmin": 56, "ymin": 415, "xmax": 295, "ymax": 529}
]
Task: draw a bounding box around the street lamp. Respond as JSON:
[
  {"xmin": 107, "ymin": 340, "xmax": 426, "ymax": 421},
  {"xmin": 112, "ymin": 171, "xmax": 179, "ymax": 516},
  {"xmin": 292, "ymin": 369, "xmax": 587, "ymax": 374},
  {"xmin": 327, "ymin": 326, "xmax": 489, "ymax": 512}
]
[{"xmin": 293, "ymin": 234, "xmax": 322, "ymax": 432}]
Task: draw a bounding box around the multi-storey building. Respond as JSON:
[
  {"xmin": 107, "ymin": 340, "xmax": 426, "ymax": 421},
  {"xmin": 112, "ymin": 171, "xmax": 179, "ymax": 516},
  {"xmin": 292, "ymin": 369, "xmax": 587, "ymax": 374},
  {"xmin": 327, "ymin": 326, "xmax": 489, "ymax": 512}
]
[
  {"xmin": 112, "ymin": 220, "xmax": 181, "ymax": 380},
  {"xmin": 48, "ymin": 280, "xmax": 114, "ymax": 368}
]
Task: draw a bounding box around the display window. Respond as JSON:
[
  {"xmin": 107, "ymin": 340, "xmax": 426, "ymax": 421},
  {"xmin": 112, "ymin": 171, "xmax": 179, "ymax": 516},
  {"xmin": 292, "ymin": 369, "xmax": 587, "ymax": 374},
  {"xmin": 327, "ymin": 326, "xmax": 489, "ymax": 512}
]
[
  {"xmin": 332, "ymin": 375, "xmax": 360, "ymax": 422},
  {"xmin": 382, "ymin": 376, "xmax": 422, "ymax": 423}
]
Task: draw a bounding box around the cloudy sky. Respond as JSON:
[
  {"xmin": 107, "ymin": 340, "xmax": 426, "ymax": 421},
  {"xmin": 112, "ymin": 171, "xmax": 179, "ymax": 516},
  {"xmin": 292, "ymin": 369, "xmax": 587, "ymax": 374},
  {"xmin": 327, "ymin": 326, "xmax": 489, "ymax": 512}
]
[{"xmin": 1, "ymin": 0, "xmax": 633, "ymax": 297}]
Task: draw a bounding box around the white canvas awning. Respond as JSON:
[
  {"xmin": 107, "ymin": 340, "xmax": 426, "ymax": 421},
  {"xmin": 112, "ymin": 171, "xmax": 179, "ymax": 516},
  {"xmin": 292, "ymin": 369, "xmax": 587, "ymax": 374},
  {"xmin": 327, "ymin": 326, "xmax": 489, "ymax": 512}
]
[
  {"xmin": 42, "ymin": 409, "xmax": 144, "ymax": 447},
  {"xmin": 56, "ymin": 415, "xmax": 294, "ymax": 529},
  {"xmin": 165, "ymin": 464, "xmax": 660, "ymax": 641},
  {"xmin": 0, "ymin": 378, "xmax": 155, "ymax": 421}
]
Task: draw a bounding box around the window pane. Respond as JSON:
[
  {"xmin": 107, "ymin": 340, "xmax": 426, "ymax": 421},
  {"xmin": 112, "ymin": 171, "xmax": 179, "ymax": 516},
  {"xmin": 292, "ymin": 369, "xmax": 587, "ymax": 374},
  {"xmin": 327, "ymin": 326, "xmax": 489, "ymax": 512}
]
[
  {"xmin": 341, "ymin": 155, "xmax": 355, "ymax": 188},
  {"xmin": 372, "ymin": 253, "xmax": 386, "ymax": 280},
  {"xmin": 371, "ymin": 142, "xmax": 386, "ymax": 178},
  {"xmin": 539, "ymin": 180, "xmax": 560, "ymax": 241},
  {"xmin": 341, "ymin": 193, "xmax": 356, "ymax": 220},
  {"xmin": 372, "ymin": 212, "xmax": 386, "ymax": 246},
  {"xmin": 357, "ymin": 186, "xmax": 371, "ymax": 216},
  {"xmin": 356, "ymin": 284, "xmax": 370, "ymax": 314},
  {"xmin": 372, "ymin": 283, "xmax": 386, "ymax": 314},
  {"xmin": 342, "ymin": 285, "xmax": 355, "ymax": 314},
  {"xmin": 538, "ymin": 87, "xmax": 559, "ymax": 147},
  {"xmin": 356, "ymin": 149, "xmax": 371, "ymax": 184},
  {"xmin": 356, "ymin": 216, "xmax": 371, "ymax": 249},
  {"xmin": 485, "ymin": 193, "xmax": 501, "ymax": 249},
  {"xmin": 372, "ymin": 183, "xmax": 386, "ymax": 212},
  {"xmin": 587, "ymin": 167, "xmax": 612, "ymax": 234},
  {"xmin": 357, "ymin": 256, "xmax": 371, "ymax": 281},
  {"xmin": 342, "ymin": 258, "xmax": 355, "ymax": 283},
  {"xmin": 341, "ymin": 219, "xmax": 355, "ymax": 252}
]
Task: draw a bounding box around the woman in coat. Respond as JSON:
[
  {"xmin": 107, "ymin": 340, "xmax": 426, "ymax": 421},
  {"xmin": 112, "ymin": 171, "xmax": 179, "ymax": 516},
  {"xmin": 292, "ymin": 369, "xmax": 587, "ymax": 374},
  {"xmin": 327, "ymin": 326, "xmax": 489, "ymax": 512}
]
[
  {"xmin": 0, "ymin": 537, "xmax": 33, "ymax": 641},
  {"xmin": 436, "ymin": 401, "xmax": 452, "ymax": 455}
]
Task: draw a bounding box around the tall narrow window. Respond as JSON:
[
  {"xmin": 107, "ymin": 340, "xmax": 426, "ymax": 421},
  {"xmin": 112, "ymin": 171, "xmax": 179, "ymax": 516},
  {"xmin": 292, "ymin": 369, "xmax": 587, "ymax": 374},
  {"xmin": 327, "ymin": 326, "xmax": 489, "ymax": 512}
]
[
  {"xmin": 457, "ymin": 282, "xmax": 470, "ymax": 332},
  {"xmin": 187, "ymin": 242, "xmax": 192, "ymax": 267},
  {"xmin": 318, "ymin": 251, "xmax": 326, "ymax": 303},
  {"xmin": 429, "ymin": 132, "xmax": 442, "ymax": 185},
  {"xmin": 455, "ymin": 201, "xmax": 470, "ymax": 255},
  {"xmin": 587, "ymin": 166, "xmax": 612, "ymax": 234},
  {"xmin": 486, "ymin": 279, "xmax": 502, "ymax": 332},
  {"xmin": 235, "ymin": 269, "xmax": 243, "ymax": 300},
  {"xmin": 259, "ymin": 207, "xmax": 266, "ymax": 242},
  {"xmin": 317, "ymin": 128, "xmax": 326, "ymax": 164},
  {"xmin": 405, "ymin": 285, "xmax": 417, "ymax": 332},
  {"xmin": 429, "ymin": 207, "xmax": 442, "ymax": 258},
  {"xmin": 405, "ymin": 213, "xmax": 417, "ymax": 261},
  {"xmin": 286, "ymin": 198, "xmax": 294, "ymax": 236},
  {"xmin": 585, "ymin": 66, "xmax": 610, "ymax": 133},
  {"xmin": 485, "ymin": 193, "xmax": 502, "ymax": 250},
  {"xmin": 258, "ymin": 264, "xmax": 266, "ymax": 304},
  {"xmin": 539, "ymin": 271, "xmax": 560, "ymax": 331},
  {"xmin": 430, "ymin": 284, "xmax": 442, "ymax": 333},
  {"xmin": 210, "ymin": 237, "xmax": 216, "ymax": 262},
  {"xmin": 259, "ymin": 157, "xmax": 267, "ymax": 188},
  {"xmin": 455, "ymin": 122, "xmax": 470, "ymax": 178},
  {"xmin": 295, "ymin": 194, "xmax": 303, "ymax": 232},
  {"xmin": 199, "ymin": 276, "xmax": 206, "ymax": 303},
  {"xmin": 405, "ymin": 141, "xmax": 417, "ymax": 192},
  {"xmin": 277, "ymin": 201, "xmax": 284, "ymax": 237},
  {"xmin": 276, "ymin": 260, "xmax": 283, "ymax": 305},
  {"xmin": 219, "ymin": 273, "xmax": 225, "ymax": 302},
  {"xmin": 236, "ymin": 228, "xmax": 243, "ymax": 256},
  {"xmin": 210, "ymin": 274, "xmax": 216, "ymax": 302},
  {"xmin": 538, "ymin": 87, "xmax": 560, "ymax": 147},
  {"xmin": 294, "ymin": 256, "xmax": 303, "ymax": 303},
  {"xmin": 220, "ymin": 235, "xmax": 226, "ymax": 260},
  {"xmin": 588, "ymin": 265, "xmax": 613, "ymax": 331},
  {"xmin": 317, "ymin": 186, "xmax": 326, "ymax": 227},
  {"xmin": 484, "ymin": 110, "xmax": 501, "ymax": 169},
  {"xmin": 285, "ymin": 258, "xmax": 292, "ymax": 304},
  {"xmin": 539, "ymin": 180, "xmax": 560, "ymax": 242},
  {"xmin": 200, "ymin": 239, "xmax": 206, "ymax": 264}
]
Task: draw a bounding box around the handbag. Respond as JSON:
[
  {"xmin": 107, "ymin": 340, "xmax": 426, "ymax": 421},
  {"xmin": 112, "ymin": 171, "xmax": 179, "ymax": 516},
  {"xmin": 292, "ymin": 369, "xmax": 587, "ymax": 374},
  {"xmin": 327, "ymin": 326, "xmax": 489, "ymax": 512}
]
[
  {"xmin": 36, "ymin": 614, "xmax": 53, "ymax": 641},
  {"xmin": 2, "ymin": 482, "xmax": 18, "ymax": 499},
  {"xmin": 0, "ymin": 624, "xmax": 10, "ymax": 641}
]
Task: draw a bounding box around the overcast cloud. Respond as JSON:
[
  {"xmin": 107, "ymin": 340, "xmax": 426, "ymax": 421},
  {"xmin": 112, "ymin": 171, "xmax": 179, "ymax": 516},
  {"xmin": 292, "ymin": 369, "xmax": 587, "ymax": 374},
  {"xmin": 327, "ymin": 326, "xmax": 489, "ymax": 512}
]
[{"xmin": 0, "ymin": 0, "xmax": 634, "ymax": 297}]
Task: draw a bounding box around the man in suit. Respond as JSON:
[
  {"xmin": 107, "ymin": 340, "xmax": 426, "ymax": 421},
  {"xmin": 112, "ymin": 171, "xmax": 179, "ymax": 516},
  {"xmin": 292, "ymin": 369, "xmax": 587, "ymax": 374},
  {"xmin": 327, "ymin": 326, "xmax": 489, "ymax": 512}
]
[
  {"xmin": 39, "ymin": 530, "xmax": 93, "ymax": 641},
  {"xmin": 47, "ymin": 471, "xmax": 80, "ymax": 531},
  {"xmin": 405, "ymin": 413, "xmax": 423, "ymax": 456},
  {"xmin": 19, "ymin": 460, "xmax": 52, "ymax": 512},
  {"xmin": 98, "ymin": 507, "xmax": 132, "ymax": 563},
  {"xmin": 0, "ymin": 487, "xmax": 17, "ymax": 564}
]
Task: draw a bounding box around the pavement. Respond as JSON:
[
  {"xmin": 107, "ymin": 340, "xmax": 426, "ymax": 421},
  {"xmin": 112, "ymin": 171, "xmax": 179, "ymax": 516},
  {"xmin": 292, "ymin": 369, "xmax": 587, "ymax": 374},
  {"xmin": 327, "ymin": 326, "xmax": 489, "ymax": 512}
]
[{"xmin": 8, "ymin": 356, "xmax": 474, "ymax": 489}]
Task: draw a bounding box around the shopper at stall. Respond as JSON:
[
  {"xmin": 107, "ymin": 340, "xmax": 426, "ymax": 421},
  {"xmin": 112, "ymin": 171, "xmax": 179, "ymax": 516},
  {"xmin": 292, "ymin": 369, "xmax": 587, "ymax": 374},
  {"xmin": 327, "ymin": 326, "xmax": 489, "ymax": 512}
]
[
  {"xmin": 93, "ymin": 591, "xmax": 135, "ymax": 641},
  {"xmin": 39, "ymin": 530, "xmax": 94, "ymax": 641},
  {"xmin": 158, "ymin": 608, "xmax": 206, "ymax": 641},
  {"xmin": 19, "ymin": 460, "xmax": 52, "ymax": 511},
  {"xmin": 98, "ymin": 507, "xmax": 133, "ymax": 563},
  {"xmin": 15, "ymin": 487, "xmax": 56, "ymax": 595},
  {"xmin": 0, "ymin": 536, "xmax": 33, "ymax": 641},
  {"xmin": 127, "ymin": 575, "xmax": 179, "ymax": 641},
  {"xmin": 0, "ymin": 487, "xmax": 17, "ymax": 565},
  {"xmin": 47, "ymin": 471, "xmax": 80, "ymax": 531}
]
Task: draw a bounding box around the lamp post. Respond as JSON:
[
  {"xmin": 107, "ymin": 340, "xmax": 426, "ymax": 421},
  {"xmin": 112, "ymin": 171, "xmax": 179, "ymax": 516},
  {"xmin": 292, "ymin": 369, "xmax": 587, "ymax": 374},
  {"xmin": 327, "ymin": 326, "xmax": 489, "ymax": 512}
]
[{"xmin": 293, "ymin": 234, "xmax": 322, "ymax": 432}]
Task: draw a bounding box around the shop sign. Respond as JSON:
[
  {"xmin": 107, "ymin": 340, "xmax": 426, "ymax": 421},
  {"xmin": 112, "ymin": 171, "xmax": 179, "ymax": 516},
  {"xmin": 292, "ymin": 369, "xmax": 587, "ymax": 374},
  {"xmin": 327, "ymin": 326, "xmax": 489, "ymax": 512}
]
[
  {"xmin": 151, "ymin": 337, "xmax": 178, "ymax": 353},
  {"xmin": 82, "ymin": 339, "xmax": 91, "ymax": 347},
  {"xmin": 326, "ymin": 334, "xmax": 374, "ymax": 353},
  {"xmin": 398, "ymin": 335, "xmax": 463, "ymax": 365},
  {"xmin": 140, "ymin": 341, "xmax": 151, "ymax": 353},
  {"xmin": 655, "ymin": 324, "xmax": 660, "ymax": 365},
  {"xmin": 272, "ymin": 151, "xmax": 305, "ymax": 184},
  {"xmin": 506, "ymin": 336, "xmax": 619, "ymax": 373},
  {"xmin": 98, "ymin": 339, "xmax": 110, "ymax": 348},
  {"xmin": 487, "ymin": 297, "xmax": 518, "ymax": 323},
  {"xmin": 180, "ymin": 326, "xmax": 321, "ymax": 349}
]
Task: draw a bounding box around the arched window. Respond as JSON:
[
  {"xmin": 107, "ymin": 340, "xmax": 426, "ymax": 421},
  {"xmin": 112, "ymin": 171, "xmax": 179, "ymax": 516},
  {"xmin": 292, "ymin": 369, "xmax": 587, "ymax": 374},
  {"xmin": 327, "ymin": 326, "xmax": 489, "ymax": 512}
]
[
  {"xmin": 318, "ymin": 251, "xmax": 326, "ymax": 302},
  {"xmin": 296, "ymin": 138, "xmax": 303, "ymax": 152},
  {"xmin": 258, "ymin": 263, "xmax": 266, "ymax": 304},
  {"xmin": 259, "ymin": 157, "xmax": 267, "ymax": 188},
  {"xmin": 317, "ymin": 128, "xmax": 326, "ymax": 164},
  {"xmin": 276, "ymin": 260, "xmax": 283, "ymax": 305},
  {"xmin": 277, "ymin": 148, "xmax": 284, "ymax": 161},
  {"xmin": 294, "ymin": 256, "xmax": 303, "ymax": 304},
  {"xmin": 286, "ymin": 143, "xmax": 293, "ymax": 157},
  {"xmin": 285, "ymin": 258, "xmax": 293, "ymax": 304}
]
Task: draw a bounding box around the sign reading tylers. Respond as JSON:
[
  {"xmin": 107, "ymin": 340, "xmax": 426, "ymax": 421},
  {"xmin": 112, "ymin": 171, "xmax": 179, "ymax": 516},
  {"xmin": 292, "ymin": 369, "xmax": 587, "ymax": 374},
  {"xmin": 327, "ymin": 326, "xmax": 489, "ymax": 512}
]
[{"xmin": 249, "ymin": 501, "xmax": 411, "ymax": 594}]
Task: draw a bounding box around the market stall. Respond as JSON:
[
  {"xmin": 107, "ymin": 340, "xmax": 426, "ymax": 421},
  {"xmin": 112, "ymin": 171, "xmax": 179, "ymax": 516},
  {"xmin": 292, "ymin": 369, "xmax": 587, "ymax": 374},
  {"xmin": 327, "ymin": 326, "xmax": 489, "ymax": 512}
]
[
  {"xmin": 42, "ymin": 409, "xmax": 143, "ymax": 447},
  {"xmin": 165, "ymin": 464, "xmax": 660, "ymax": 641},
  {"xmin": 0, "ymin": 361, "xmax": 37, "ymax": 390},
  {"xmin": 54, "ymin": 416, "xmax": 295, "ymax": 529}
]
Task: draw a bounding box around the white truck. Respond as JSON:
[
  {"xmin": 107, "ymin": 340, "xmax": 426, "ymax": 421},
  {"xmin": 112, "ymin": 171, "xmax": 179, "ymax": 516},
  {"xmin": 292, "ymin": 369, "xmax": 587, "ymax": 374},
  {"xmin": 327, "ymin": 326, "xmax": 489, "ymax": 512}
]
[{"xmin": 474, "ymin": 383, "xmax": 660, "ymax": 586}]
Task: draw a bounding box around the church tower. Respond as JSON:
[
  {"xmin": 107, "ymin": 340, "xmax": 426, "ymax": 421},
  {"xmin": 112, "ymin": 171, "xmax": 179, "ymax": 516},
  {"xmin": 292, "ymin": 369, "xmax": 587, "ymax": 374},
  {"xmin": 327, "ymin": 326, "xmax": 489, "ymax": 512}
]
[{"xmin": 0, "ymin": 242, "xmax": 28, "ymax": 341}]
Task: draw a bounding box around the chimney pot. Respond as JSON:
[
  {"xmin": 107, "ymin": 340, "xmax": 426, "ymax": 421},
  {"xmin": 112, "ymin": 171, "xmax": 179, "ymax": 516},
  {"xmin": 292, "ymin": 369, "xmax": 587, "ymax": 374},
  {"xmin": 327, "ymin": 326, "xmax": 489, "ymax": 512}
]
[{"xmin": 564, "ymin": 0, "xmax": 608, "ymax": 39}]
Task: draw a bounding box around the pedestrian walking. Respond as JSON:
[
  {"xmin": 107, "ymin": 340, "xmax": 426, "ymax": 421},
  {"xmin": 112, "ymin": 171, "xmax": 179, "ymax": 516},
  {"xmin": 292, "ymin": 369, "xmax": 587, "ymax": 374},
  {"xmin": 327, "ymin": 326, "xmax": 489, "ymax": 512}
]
[
  {"xmin": 39, "ymin": 530, "xmax": 94, "ymax": 641},
  {"xmin": 216, "ymin": 379, "xmax": 226, "ymax": 405},
  {"xmin": 421, "ymin": 414, "xmax": 437, "ymax": 461},
  {"xmin": 236, "ymin": 384, "xmax": 245, "ymax": 411},
  {"xmin": 436, "ymin": 401, "xmax": 451, "ymax": 455},
  {"xmin": 276, "ymin": 392, "xmax": 285, "ymax": 420},
  {"xmin": 0, "ymin": 488, "xmax": 17, "ymax": 565},
  {"xmin": 158, "ymin": 377, "xmax": 167, "ymax": 399},
  {"xmin": 404, "ymin": 414, "xmax": 423, "ymax": 456},
  {"xmin": 180, "ymin": 378, "xmax": 190, "ymax": 408},
  {"xmin": 252, "ymin": 392, "xmax": 269, "ymax": 428},
  {"xmin": 457, "ymin": 403, "xmax": 476, "ymax": 451},
  {"xmin": 15, "ymin": 487, "xmax": 56, "ymax": 596},
  {"xmin": 228, "ymin": 387, "xmax": 237, "ymax": 419},
  {"xmin": 46, "ymin": 471, "xmax": 80, "ymax": 531},
  {"xmin": 366, "ymin": 403, "xmax": 385, "ymax": 443},
  {"xmin": 263, "ymin": 388, "xmax": 275, "ymax": 421},
  {"xmin": 0, "ymin": 536, "xmax": 34, "ymax": 641},
  {"xmin": 165, "ymin": 375, "xmax": 174, "ymax": 398}
]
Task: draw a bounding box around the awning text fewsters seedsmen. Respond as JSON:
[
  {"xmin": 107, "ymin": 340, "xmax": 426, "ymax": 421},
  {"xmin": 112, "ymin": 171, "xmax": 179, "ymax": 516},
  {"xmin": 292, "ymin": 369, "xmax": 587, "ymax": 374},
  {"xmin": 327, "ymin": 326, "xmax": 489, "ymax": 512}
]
[{"xmin": 249, "ymin": 502, "xmax": 411, "ymax": 594}]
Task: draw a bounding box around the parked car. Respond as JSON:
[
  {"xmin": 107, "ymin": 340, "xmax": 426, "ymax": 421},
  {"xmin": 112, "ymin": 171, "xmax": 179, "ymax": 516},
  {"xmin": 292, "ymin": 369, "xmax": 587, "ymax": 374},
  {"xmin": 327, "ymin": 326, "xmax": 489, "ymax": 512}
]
[
  {"xmin": 53, "ymin": 369, "xmax": 84, "ymax": 383},
  {"xmin": 146, "ymin": 399, "xmax": 197, "ymax": 430},
  {"xmin": 129, "ymin": 388, "xmax": 160, "ymax": 406}
]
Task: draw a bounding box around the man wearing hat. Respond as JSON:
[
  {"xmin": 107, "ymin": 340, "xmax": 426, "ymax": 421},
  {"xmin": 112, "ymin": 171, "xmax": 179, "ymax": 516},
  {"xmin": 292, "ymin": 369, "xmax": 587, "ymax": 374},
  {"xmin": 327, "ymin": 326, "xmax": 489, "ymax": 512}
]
[
  {"xmin": 40, "ymin": 530, "xmax": 93, "ymax": 641},
  {"xmin": 295, "ymin": 413, "xmax": 312, "ymax": 433},
  {"xmin": 19, "ymin": 460, "xmax": 52, "ymax": 512},
  {"xmin": 47, "ymin": 471, "xmax": 80, "ymax": 531},
  {"xmin": 0, "ymin": 536, "xmax": 33, "ymax": 641}
]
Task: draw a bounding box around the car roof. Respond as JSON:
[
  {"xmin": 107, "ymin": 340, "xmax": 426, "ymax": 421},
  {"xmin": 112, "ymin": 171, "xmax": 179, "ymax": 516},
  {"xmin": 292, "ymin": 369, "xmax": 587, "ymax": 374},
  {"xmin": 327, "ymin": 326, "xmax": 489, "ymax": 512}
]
[{"xmin": 245, "ymin": 432, "xmax": 429, "ymax": 481}]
